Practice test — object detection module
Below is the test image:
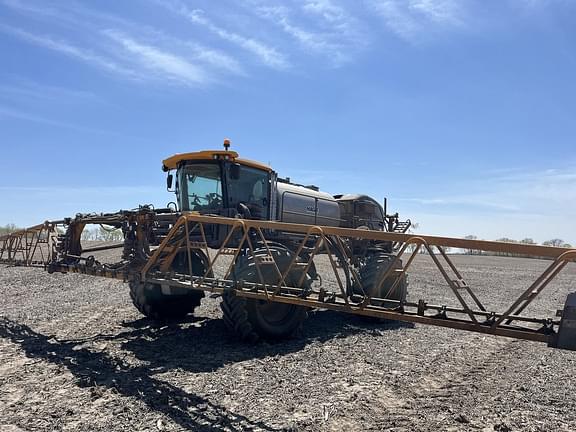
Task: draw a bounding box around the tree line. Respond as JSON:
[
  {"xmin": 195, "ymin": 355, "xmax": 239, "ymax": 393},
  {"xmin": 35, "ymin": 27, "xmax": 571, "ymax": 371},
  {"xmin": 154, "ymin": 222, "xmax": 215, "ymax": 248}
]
[
  {"xmin": 0, "ymin": 224, "xmax": 123, "ymax": 242},
  {"xmin": 80, "ymin": 226, "xmax": 124, "ymax": 242},
  {"xmin": 0, "ymin": 223, "xmax": 19, "ymax": 236},
  {"xmin": 462, "ymin": 235, "xmax": 572, "ymax": 257}
]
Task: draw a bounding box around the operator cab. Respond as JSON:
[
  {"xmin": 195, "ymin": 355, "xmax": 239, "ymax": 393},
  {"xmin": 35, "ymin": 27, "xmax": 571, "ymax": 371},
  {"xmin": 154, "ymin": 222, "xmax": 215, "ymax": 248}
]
[{"xmin": 162, "ymin": 140, "xmax": 272, "ymax": 220}]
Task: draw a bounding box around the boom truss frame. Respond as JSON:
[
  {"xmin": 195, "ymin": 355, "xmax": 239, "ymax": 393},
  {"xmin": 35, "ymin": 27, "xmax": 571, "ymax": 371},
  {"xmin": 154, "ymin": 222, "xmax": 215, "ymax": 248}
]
[{"xmin": 1, "ymin": 210, "xmax": 575, "ymax": 350}]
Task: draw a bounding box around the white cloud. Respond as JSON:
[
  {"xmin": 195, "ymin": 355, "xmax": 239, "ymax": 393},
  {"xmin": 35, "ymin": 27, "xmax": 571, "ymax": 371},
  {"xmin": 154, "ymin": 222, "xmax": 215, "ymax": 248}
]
[
  {"xmin": 157, "ymin": 0, "xmax": 290, "ymax": 70},
  {"xmin": 66, "ymin": 3, "xmax": 247, "ymax": 77},
  {"xmin": 241, "ymin": 0, "xmax": 365, "ymax": 65},
  {"xmin": 409, "ymin": 0, "xmax": 463, "ymax": 25},
  {"xmin": 302, "ymin": 0, "xmax": 351, "ymax": 27},
  {"xmin": 104, "ymin": 30, "xmax": 209, "ymax": 86},
  {"xmin": 256, "ymin": 5, "xmax": 345, "ymax": 59},
  {"xmin": 369, "ymin": 1, "xmax": 420, "ymax": 40},
  {"xmin": 186, "ymin": 43, "xmax": 245, "ymax": 76},
  {"xmin": 368, "ymin": 0, "xmax": 465, "ymax": 42},
  {"xmin": 0, "ymin": 24, "xmax": 141, "ymax": 79},
  {"xmin": 0, "ymin": 0, "xmax": 489, "ymax": 82},
  {"xmin": 301, "ymin": 0, "xmax": 365, "ymax": 40},
  {"xmin": 1, "ymin": 1, "xmax": 245, "ymax": 83}
]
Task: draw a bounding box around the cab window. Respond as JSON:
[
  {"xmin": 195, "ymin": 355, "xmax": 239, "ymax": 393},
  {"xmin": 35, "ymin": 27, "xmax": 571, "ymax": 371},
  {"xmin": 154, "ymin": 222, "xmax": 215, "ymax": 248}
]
[
  {"xmin": 226, "ymin": 165, "xmax": 270, "ymax": 219},
  {"xmin": 178, "ymin": 164, "xmax": 223, "ymax": 211}
]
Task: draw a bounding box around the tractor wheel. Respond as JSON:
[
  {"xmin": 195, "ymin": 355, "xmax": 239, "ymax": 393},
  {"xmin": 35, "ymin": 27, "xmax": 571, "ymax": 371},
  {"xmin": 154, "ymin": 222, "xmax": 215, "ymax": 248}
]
[
  {"xmin": 358, "ymin": 252, "xmax": 407, "ymax": 310},
  {"xmin": 129, "ymin": 251, "xmax": 207, "ymax": 321},
  {"xmin": 221, "ymin": 245, "xmax": 310, "ymax": 342}
]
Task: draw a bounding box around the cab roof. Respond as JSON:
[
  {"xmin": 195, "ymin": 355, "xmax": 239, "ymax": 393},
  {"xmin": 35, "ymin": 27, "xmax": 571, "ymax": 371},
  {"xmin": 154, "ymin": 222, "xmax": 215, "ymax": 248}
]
[{"xmin": 162, "ymin": 150, "xmax": 272, "ymax": 172}]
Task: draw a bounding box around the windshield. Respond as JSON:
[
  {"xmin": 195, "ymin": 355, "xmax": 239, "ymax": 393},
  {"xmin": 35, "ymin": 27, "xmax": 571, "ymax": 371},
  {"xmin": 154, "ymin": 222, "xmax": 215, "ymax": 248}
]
[
  {"xmin": 177, "ymin": 163, "xmax": 223, "ymax": 211},
  {"xmin": 226, "ymin": 164, "xmax": 270, "ymax": 219}
]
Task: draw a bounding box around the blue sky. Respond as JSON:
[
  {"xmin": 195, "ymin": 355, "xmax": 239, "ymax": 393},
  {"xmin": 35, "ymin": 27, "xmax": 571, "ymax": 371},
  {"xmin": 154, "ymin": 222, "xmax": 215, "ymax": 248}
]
[{"xmin": 1, "ymin": 0, "xmax": 575, "ymax": 244}]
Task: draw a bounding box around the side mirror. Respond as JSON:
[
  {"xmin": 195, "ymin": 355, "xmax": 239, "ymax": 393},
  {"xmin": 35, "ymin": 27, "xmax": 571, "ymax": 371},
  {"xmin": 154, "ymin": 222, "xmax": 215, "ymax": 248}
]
[
  {"xmin": 166, "ymin": 173, "xmax": 173, "ymax": 190},
  {"xmin": 230, "ymin": 163, "xmax": 241, "ymax": 180}
]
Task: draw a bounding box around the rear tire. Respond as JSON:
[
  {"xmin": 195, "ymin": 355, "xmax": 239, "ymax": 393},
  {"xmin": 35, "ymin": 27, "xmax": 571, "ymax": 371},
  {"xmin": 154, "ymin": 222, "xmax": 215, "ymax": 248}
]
[
  {"xmin": 221, "ymin": 245, "xmax": 309, "ymax": 342},
  {"xmin": 129, "ymin": 281, "xmax": 203, "ymax": 320},
  {"xmin": 129, "ymin": 251, "xmax": 206, "ymax": 321},
  {"xmin": 358, "ymin": 252, "xmax": 407, "ymax": 310}
]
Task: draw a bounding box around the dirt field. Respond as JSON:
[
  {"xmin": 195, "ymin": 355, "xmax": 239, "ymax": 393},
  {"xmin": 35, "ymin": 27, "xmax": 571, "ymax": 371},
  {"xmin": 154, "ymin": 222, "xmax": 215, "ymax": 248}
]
[{"xmin": 1, "ymin": 254, "xmax": 576, "ymax": 431}]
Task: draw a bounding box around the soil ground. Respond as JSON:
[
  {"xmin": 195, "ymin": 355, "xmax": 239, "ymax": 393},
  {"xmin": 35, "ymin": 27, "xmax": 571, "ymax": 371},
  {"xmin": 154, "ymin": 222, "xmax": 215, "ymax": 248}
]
[{"xmin": 1, "ymin": 253, "xmax": 576, "ymax": 431}]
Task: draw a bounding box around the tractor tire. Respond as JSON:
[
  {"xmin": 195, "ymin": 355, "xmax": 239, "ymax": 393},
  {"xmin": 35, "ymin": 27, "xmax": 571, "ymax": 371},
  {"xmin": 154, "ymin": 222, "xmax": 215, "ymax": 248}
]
[
  {"xmin": 129, "ymin": 281, "xmax": 203, "ymax": 321},
  {"xmin": 221, "ymin": 245, "xmax": 310, "ymax": 342},
  {"xmin": 358, "ymin": 252, "xmax": 407, "ymax": 309},
  {"xmin": 129, "ymin": 250, "xmax": 207, "ymax": 321}
]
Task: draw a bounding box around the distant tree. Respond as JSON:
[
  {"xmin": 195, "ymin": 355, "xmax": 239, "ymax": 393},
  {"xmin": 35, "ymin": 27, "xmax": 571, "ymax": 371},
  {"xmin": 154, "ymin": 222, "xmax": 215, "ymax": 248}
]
[
  {"xmin": 562, "ymin": 243, "xmax": 572, "ymax": 248},
  {"xmin": 495, "ymin": 237, "xmax": 517, "ymax": 243},
  {"xmin": 0, "ymin": 223, "xmax": 19, "ymax": 236},
  {"xmin": 80, "ymin": 226, "xmax": 123, "ymax": 242},
  {"xmin": 98, "ymin": 226, "xmax": 123, "ymax": 242},
  {"xmin": 543, "ymin": 239, "xmax": 566, "ymax": 248},
  {"xmin": 409, "ymin": 222, "xmax": 420, "ymax": 232},
  {"xmin": 495, "ymin": 238, "xmax": 518, "ymax": 257},
  {"xmin": 81, "ymin": 227, "xmax": 99, "ymax": 241}
]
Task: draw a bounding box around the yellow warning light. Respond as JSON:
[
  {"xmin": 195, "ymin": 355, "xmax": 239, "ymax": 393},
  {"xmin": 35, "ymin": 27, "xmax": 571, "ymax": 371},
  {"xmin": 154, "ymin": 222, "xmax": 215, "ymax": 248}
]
[{"xmin": 223, "ymin": 138, "xmax": 231, "ymax": 151}]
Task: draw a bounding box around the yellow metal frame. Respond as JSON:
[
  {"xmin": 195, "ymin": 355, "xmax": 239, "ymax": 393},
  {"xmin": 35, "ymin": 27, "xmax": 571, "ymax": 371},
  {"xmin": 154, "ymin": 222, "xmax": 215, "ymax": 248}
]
[
  {"xmin": 136, "ymin": 214, "xmax": 576, "ymax": 347},
  {"xmin": 0, "ymin": 222, "xmax": 59, "ymax": 267},
  {"xmin": 4, "ymin": 212, "xmax": 576, "ymax": 350}
]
